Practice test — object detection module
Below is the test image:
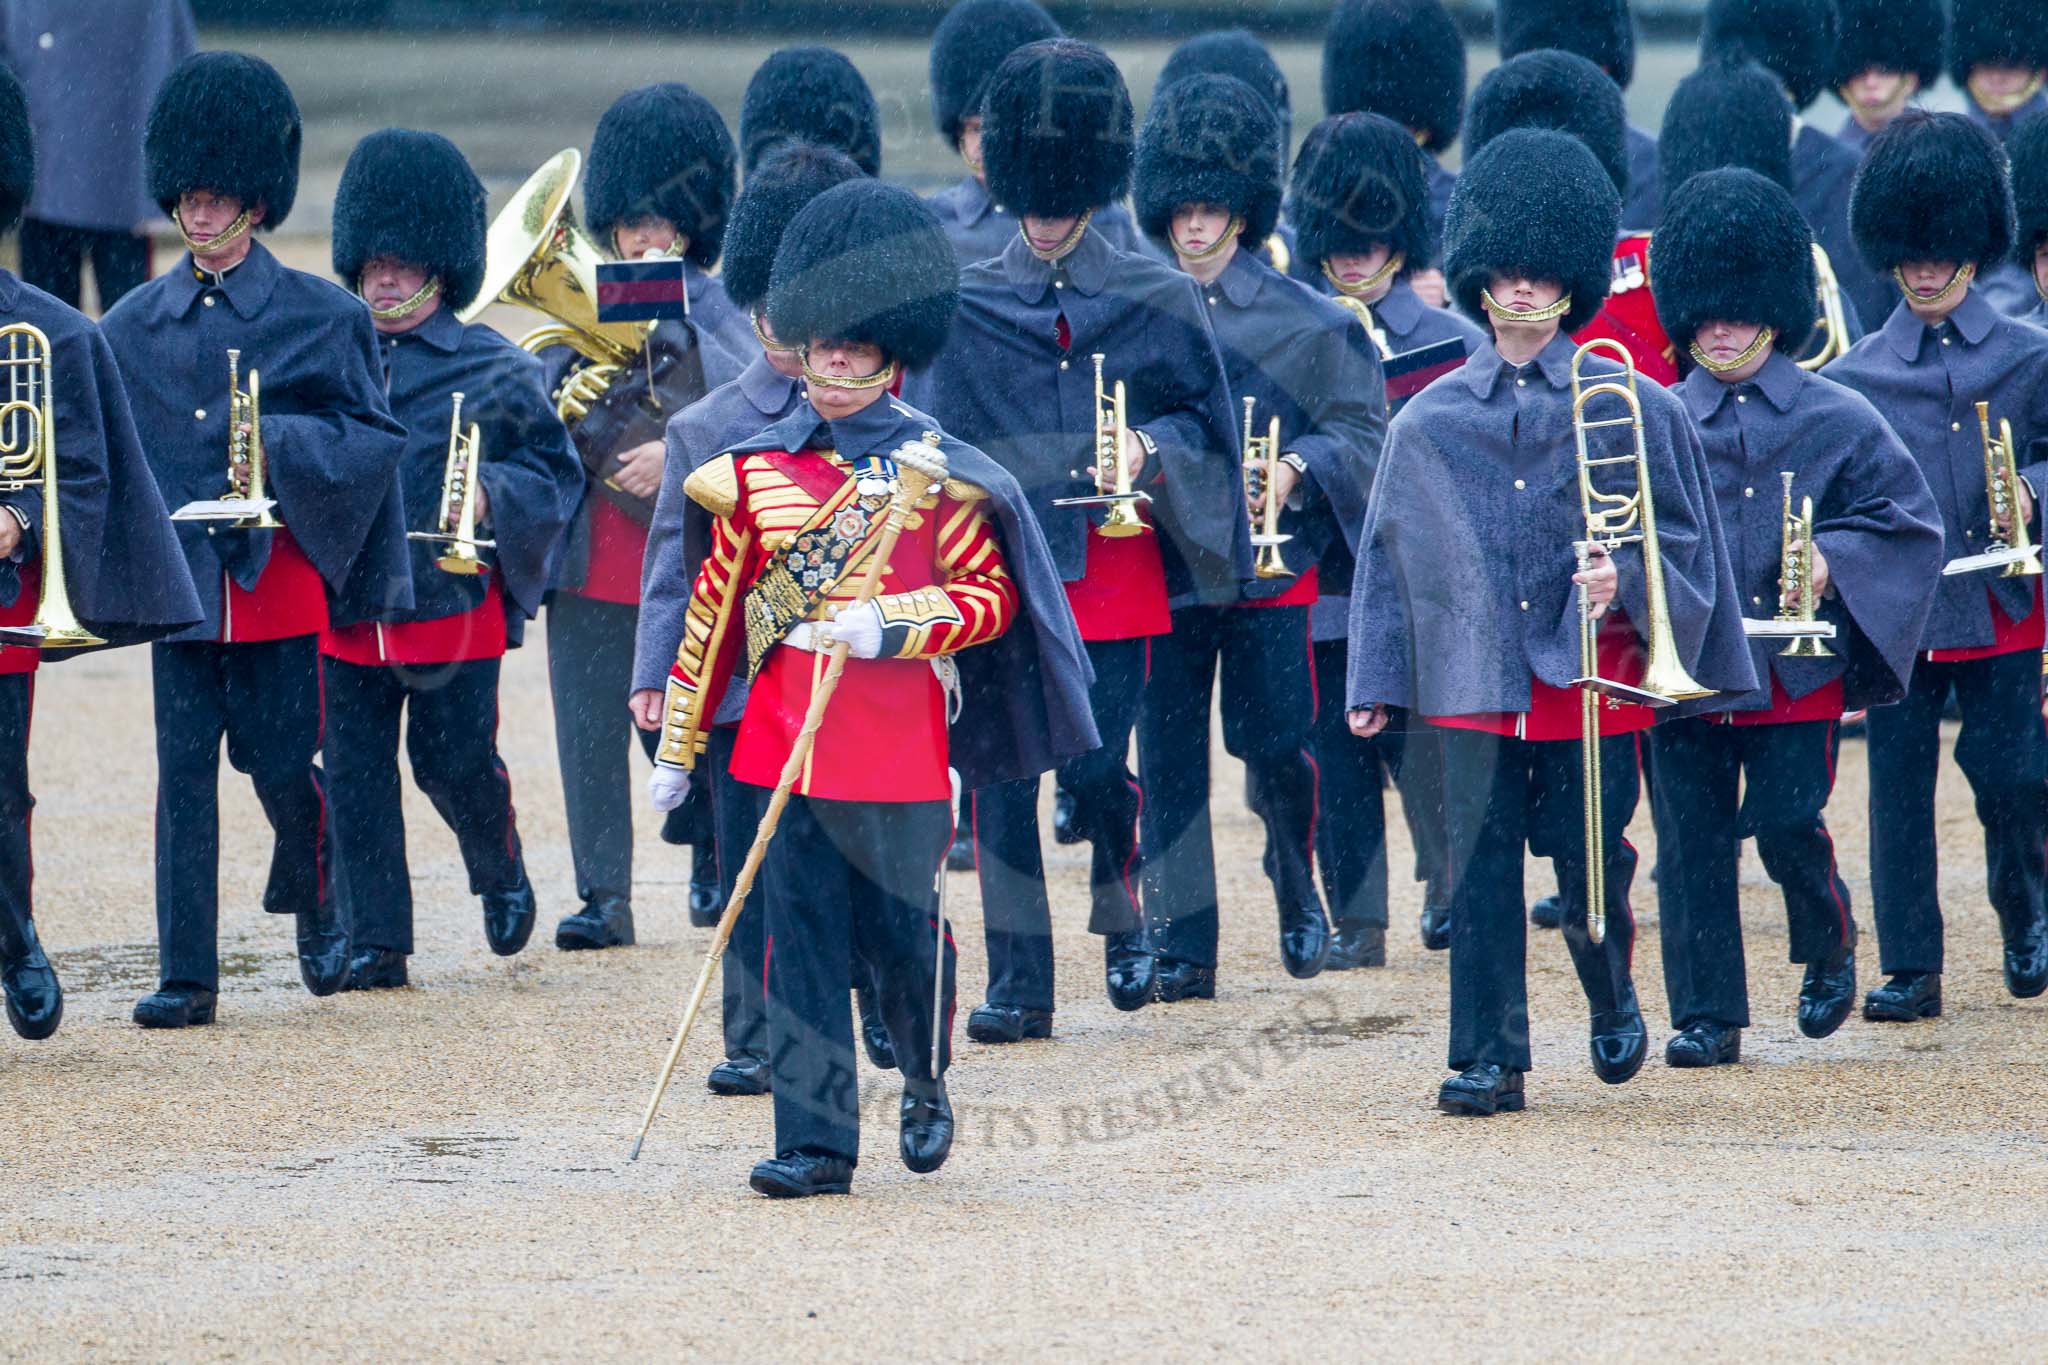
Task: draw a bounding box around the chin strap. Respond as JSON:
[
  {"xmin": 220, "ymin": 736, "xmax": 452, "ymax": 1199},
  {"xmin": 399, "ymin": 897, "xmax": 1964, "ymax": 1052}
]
[
  {"xmin": 1688, "ymin": 326, "xmax": 1778, "ymax": 375},
  {"xmin": 1023, "ymin": 209, "xmax": 1094, "ymax": 263},
  {"xmin": 176, "ymin": 207, "xmax": 252, "ymax": 258},
  {"xmin": 1173, "ymin": 216, "xmax": 1242, "ymax": 264},
  {"xmin": 752, "ymin": 311, "xmax": 797, "ymax": 355},
  {"xmin": 364, "ymin": 275, "xmax": 443, "ymax": 322},
  {"xmin": 1480, "ymin": 288, "xmax": 1573, "ymax": 324},
  {"xmin": 1893, "ymin": 261, "xmax": 1976, "ymax": 308},
  {"xmin": 800, "ymin": 350, "xmax": 900, "ymax": 392},
  {"xmin": 1323, "ymin": 254, "xmax": 1403, "ymax": 297}
]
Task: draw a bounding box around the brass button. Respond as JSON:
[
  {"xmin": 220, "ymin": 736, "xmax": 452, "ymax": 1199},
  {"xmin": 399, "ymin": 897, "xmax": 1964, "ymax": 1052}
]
[
  {"xmin": 1053, "ymin": 280, "xmax": 1064, "ymax": 290},
  {"xmin": 1736, "ymin": 394, "xmax": 1747, "ymax": 403},
  {"xmin": 203, "ymin": 295, "xmax": 216, "ymax": 308},
  {"xmin": 1519, "ymin": 600, "xmax": 1530, "ymax": 611},
  {"xmin": 1942, "ymin": 336, "xmax": 1951, "ymax": 345},
  {"xmin": 1952, "ymin": 422, "xmax": 1961, "ymax": 432},
  {"xmin": 1513, "ymin": 479, "xmax": 1525, "ymax": 490},
  {"xmin": 1752, "ymin": 595, "xmax": 1763, "ymax": 606},
  {"xmin": 1745, "ymin": 487, "xmax": 1754, "ymax": 497},
  {"xmin": 1059, "ymin": 360, "xmax": 1069, "ymax": 370},
  {"xmin": 37, "ymin": 32, "xmax": 52, "ymax": 49},
  {"xmin": 1516, "ymin": 378, "xmax": 1526, "ymax": 387},
  {"xmin": 194, "ymin": 408, "xmax": 207, "ymax": 421}
]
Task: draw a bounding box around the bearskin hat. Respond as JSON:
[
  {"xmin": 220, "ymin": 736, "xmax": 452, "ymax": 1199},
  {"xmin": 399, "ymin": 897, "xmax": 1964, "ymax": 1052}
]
[
  {"xmin": 145, "ymin": 51, "xmax": 302, "ymax": 228},
  {"xmin": 1465, "ymin": 50, "xmax": 1630, "ymax": 198},
  {"xmin": 1653, "ymin": 168, "xmax": 1818, "ymax": 354},
  {"xmin": 2010, "ymin": 115, "xmax": 2048, "ymax": 261},
  {"xmin": 1444, "ymin": 127, "xmax": 1620, "ymax": 335},
  {"xmin": 1850, "ymin": 110, "xmax": 2015, "ymax": 273},
  {"xmin": 1832, "ymin": 0, "xmax": 1945, "ymax": 91},
  {"xmin": 331, "ymin": 129, "xmax": 487, "ymax": 313},
  {"xmin": 1950, "ymin": 0, "xmax": 2048, "ymax": 90},
  {"xmin": 1699, "ymin": 0, "xmax": 1839, "ymax": 111},
  {"xmin": 1287, "ymin": 112, "xmax": 1435, "ymax": 274},
  {"xmin": 765, "ymin": 180, "xmax": 958, "ymax": 369},
  {"xmin": 1321, "ymin": 0, "xmax": 1466, "ymax": 155},
  {"xmin": 1134, "ymin": 75, "xmax": 1283, "ymax": 252},
  {"xmin": 929, "ymin": 0, "xmax": 1061, "ymax": 151},
  {"xmin": 740, "ymin": 47, "xmax": 882, "ymax": 178},
  {"xmin": 721, "ymin": 141, "xmax": 865, "ymax": 314},
  {"xmin": 1159, "ymin": 31, "xmax": 1292, "ymax": 159},
  {"xmin": 1659, "ymin": 60, "xmax": 1794, "ymax": 206},
  {"xmin": 1496, "ymin": 0, "xmax": 1637, "ymax": 90},
  {"xmin": 981, "ymin": 40, "xmax": 1133, "ymax": 220},
  {"xmin": 0, "ymin": 66, "xmax": 32, "ymax": 237},
  {"xmin": 584, "ymin": 84, "xmax": 735, "ymax": 271}
]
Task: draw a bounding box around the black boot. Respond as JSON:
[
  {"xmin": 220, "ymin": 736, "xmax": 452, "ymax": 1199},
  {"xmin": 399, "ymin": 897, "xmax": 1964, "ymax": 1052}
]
[
  {"xmin": 1153, "ymin": 956, "xmax": 1216, "ymax": 1003},
  {"xmin": 1325, "ymin": 922, "xmax": 1386, "ymax": 971},
  {"xmin": 857, "ymin": 986, "xmax": 897, "ymax": 1069},
  {"xmin": 688, "ymin": 845, "xmax": 720, "ymax": 929},
  {"xmin": 1589, "ymin": 979, "xmax": 1648, "ymax": 1084},
  {"xmin": 965, "ymin": 1002, "xmax": 1052, "ymax": 1043},
  {"xmin": 900, "ymin": 1077, "xmax": 954, "ymax": 1174},
  {"xmin": 1664, "ymin": 1021, "xmax": 1742, "ymax": 1068},
  {"xmin": 1998, "ymin": 907, "xmax": 2048, "ymax": 1000},
  {"xmin": 554, "ymin": 896, "xmax": 634, "ymax": 950},
  {"xmin": 707, "ymin": 1055, "xmax": 771, "ymax": 1096},
  {"xmin": 1104, "ymin": 930, "xmax": 1155, "ymax": 1010},
  {"xmin": 1863, "ymin": 971, "xmax": 1941, "ymax": 1022},
  {"xmin": 294, "ymin": 903, "xmax": 350, "ymax": 998},
  {"xmin": 1418, "ymin": 899, "xmax": 1451, "ymax": 952},
  {"xmin": 1797, "ymin": 945, "xmax": 1857, "ymax": 1039},
  {"xmin": 481, "ymin": 870, "xmax": 536, "ymax": 957},
  {"xmin": 133, "ymin": 984, "xmax": 217, "ymax": 1029},
  {"xmin": 346, "ymin": 947, "xmax": 408, "ymax": 991},
  {"xmin": 1278, "ymin": 900, "xmax": 1331, "ymax": 979},
  {"xmin": 0, "ymin": 918, "xmax": 62, "ymax": 1041},
  {"xmin": 749, "ymin": 1151, "xmax": 853, "ymax": 1198},
  {"xmin": 1529, "ymin": 894, "xmax": 1563, "ymax": 930},
  {"xmin": 1437, "ymin": 1063, "xmax": 1525, "ymax": 1116}
]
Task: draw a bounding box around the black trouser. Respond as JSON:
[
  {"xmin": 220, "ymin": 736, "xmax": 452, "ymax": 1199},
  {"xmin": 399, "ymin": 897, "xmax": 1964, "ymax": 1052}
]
[
  {"xmin": 1866, "ymin": 648, "xmax": 2048, "ymax": 975},
  {"xmin": 707, "ymin": 725, "xmax": 769, "ymax": 1063},
  {"xmin": 1141, "ymin": 604, "xmax": 1317, "ymax": 967},
  {"xmin": 20, "ymin": 219, "xmax": 149, "ymax": 312},
  {"xmin": 324, "ymin": 655, "xmax": 524, "ymax": 955},
  {"xmin": 152, "ymin": 637, "xmax": 330, "ymax": 992},
  {"xmin": 1649, "ymin": 716, "xmax": 1852, "ymax": 1030},
  {"xmin": 762, "ymin": 789, "xmax": 955, "ymax": 1164},
  {"xmin": 0, "ymin": 676, "xmax": 36, "ymax": 970},
  {"xmin": 1438, "ymin": 726, "xmax": 1640, "ymax": 1073},
  {"xmin": 546, "ymin": 593, "xmax": 659, "ymax": 909},
  {"xmin": 972, "ymin": 636, "xmax": 1146, "ymax": 1012}
]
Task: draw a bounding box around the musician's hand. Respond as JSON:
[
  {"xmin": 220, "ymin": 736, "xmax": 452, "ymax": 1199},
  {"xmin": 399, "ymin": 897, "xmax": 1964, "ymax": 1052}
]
[
  {"xmin": 1120, "ymin": 428, "xmax": 1149, "ymax": 486},
  {"xmin": 648, "ymin": 764, "xmax": 691, "ymax": 812},
  {"xmin": 2019, "ymin": 478, "xmax": 2036, "ymax": 537},
  {"xmin": 629, "ymin": 688, "xmax": 664, "ymax": 732},
  {"xmin": 1348, "ymin": 704, "xmax": 1389, "ymax": 739},
  {"xmin": 470, "ymin": 482, "xmax": 491, "ymax": 528},
  {"xmin": 1574, "ymin": 542, "xmax": 1618, "ymax": 619},
  {"xmin": 1410, "ymin": 268, "xmax": 1448, "ymax": 309},
  {"xmin": 0, "ymin": 511, "xmax": 22, "ymax": 562},
  {"xmin": 825, "ymin": 601, "xmax": 883, "ymax": 659},
  {"xmin": 614, "ymin": 439, "xmax": 665, "ymax": 500},
  {"xmin": 1246, "ymin": 461, "xmax": 1301, "ymax": 522},
  {"xmin": 1811, "ymin": 545, "xmax": 1830, "ymax": 599}
]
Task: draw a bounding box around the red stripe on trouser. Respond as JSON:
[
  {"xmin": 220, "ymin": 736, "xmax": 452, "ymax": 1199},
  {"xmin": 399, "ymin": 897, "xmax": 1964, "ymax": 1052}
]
[{"xmin": 1818, "ymin": 719, "xmax": 1850, "ymax": 941}]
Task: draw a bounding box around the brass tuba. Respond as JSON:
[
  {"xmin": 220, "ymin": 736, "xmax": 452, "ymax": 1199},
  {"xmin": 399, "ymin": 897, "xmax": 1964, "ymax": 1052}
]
[
  {"xmin": 1052, "ymin": 353, "xmax": 1150, "ymax": 537},
  {"xmin": 406, "ymin": 391, "xmax": 495, "ymax": 575},
  {"xmin": 0, "ymin": 323, "xmax": 103, "ymax": 649},
  {"xmin": 1241, "ymin": 396, "xmax": 1293, "ymax": 579},
  {"xmin": 1743, "ymin": 471, "xmax": 1837, "ymax": 655},
  {"xmin": 1795, "ymin": 244, "xmax": 1852, "ymax": 372}
]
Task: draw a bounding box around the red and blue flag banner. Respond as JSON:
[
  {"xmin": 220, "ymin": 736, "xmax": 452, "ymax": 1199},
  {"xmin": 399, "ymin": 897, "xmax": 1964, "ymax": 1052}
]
[
  {"xmin": 596, "ymin": 258, "xmax": 690, "ymax": 323},
  {"xmin": 1384, "ymin": 337, "xmax": 1466, "ymax": 414}
]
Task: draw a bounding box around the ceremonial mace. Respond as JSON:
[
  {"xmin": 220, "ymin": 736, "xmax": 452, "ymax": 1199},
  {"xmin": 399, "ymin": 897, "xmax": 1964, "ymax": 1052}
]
[{"xmin": 629, "ymin": 438, "xmax": 949, "ymax": 1160}]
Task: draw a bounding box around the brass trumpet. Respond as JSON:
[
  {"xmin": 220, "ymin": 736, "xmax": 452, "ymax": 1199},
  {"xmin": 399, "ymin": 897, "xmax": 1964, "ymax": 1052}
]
[
  {"xmin": 1570, "ymin": 339, "xmax": 1714, "ymax": 943},
  {"xmin": 1241, "ymin": 396, "xmax": 1293, "ymax": 579},
  {"xmin": 1743, "ymin": 471, "xmax": 1837, "ymax": 655},
  {"xmin": 407, "ymin": 391, "xmax": 495, "ymax": 575},
  {"xmin": 1942, "ymin": 401, "xmax": 2042, "ymax": 578},
  {"xmin": 1051, "ymin": 353, "xmax": 1150, "ymax": 537},
  {"xmin": 0, "ymin": 323, "xmax": 102, "ymax": 649},
  {"xmin": 1795, "ymin": 244, "xmax": 1851, "ymax": 372},
  {"xmin": 225, "ymin": 349, "xmax": 281, "ymax": 528}
]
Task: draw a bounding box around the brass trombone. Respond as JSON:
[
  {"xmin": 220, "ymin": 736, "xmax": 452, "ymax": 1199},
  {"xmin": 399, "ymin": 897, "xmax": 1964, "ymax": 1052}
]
[
  {"xmin": 1941, "ymin": 401, "xmax": 2042, "ymax": 578},
  {"xmin": 407, "ymin": 391, "xmax": 494, "ymax": 575},
  {"xmin": 1051, "ymin": 353, "xmax": 1150, "ymax": 536},
  {"xmin": 1241, "ymin": 396, "xmax": 1293, "ymax": 580},
  {"xmin": 1570, "ymin": 338, "xmax": 1714, "ymax": 943},
  {"xmin": 0, "ymin": 323, "xmax": 102, "ymax": 649},
  {"xmin": 1743, "ymin": 471, "xmax": 1836, "ymax": 655},
  {"xmin": 1795, "ymin": 244, "xmax": 1851, "ymax": 372}
]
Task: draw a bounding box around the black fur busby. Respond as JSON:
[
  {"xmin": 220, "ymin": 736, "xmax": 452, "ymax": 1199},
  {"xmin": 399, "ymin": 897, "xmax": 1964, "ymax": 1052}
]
[
  {"xmin": 1321, "ymin": 0, "xmax": 1466, "ymax": 155},
  {"xmin": 0, "ymin": 65, "xmax": 32, "ymax": 237},
  {"xmin": 929, "ymin": 0, "xmax": 1061, "ymax": 151},
  {"xmin": 1653, "ymin": 168, "xmax": 1818, "ymax": 353},
  {"xmin": 2011, "ymin": 114, "xmax": 2048, "ymax": 260},
  {"xmin": 1850, "ymin": 110, "xmax": 2015, "ymax": 272},
  {"xmin": 1832, "ymin": 0, "xmax": 1945, "ymax": 91},
  {"xmin": 740, "ymin": 47, "xmax": 882, "ymax": 178},
  {"xmin": 1287, "ymin": 112, "xmax": 1436, "ymax": 274},
  {"xmin": 585, "ymin": 84, "xmax": 735, "ymax": 271},
  {"xmin": 1699, "ymin": 0, "xmax": 1839, "ymax": 111},
  {"xmin": 1949, "ymin": 0, "xmax": 2048, "ymax": 89},
  {"xmin": 1158, "ymin": 31, "xmax": 1292, "ymax": 158},
  {"xmin": 1465, "ymin": 50, "xmax": 1630, "ymax": 198},
  {"xmin": 144, "ymin": 51, "xmax": 302, "ymax": 227},
  {"xmin": 1496, "ymin": 0, "xmax": 1638, "ymax": 89},
  {"xmin": 721, "ymin": 142, "xmax": 865, "ymax": 314},
  {"xmin": 981, "ymin": 39, "xmax": 1134, "ymax": 219},
  {"xmin": 1659, "ymin": 60, "xmax": 1794, "ymax": 206},
  {"xmin": 331, "ymin": 129, "xmax": 487, "ymax": 313},
  {"xmin": 1134, "ymin": 75, "xmax": 1283, "ymax": 252},
  {"xmin": 1443, "ymin": 127, "xmax": 1620, "ymax": 335},
  {"xmin": 765, "ymin": 180, "xmax": 959, "ymax": 368}
]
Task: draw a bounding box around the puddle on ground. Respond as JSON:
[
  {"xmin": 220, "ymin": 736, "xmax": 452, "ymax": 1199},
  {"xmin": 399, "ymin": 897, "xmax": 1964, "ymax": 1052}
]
[
  {"xmin": 1304, "ymin": 1013, "xmax": 1411, "ymax": 1043},
  {"xmin": 60, "ymin": 942, "xmax": 270, "ymax": 994},
  {"xmin": 399, "ymin": 1135, "xmax": 518, "ymax": 1160}
]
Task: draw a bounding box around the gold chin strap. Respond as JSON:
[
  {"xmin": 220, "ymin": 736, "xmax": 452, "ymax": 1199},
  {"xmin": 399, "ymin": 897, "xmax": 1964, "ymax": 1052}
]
[
  {"xmin": 1969, "ymin": 69, "xmax": 2047, "ymax": 116},
  {"xmin": 1173, "ymin": 216, "xmax": 1242, "ymax": 264},
  {"xmin": 1893, "ymin": 261, "xmax": 1976, "ymax": 308},
  {"xmin": 364, "ymin": 275, "xmax": 443, "ymax": 322},
  {"xmin": 1688, "ymin": 326, "xmax": 1778, "ymax": 375},
  {"xmin": 176, "ymin": 207, "xmax": 252, "ymax": 258},
  {"xmin": 1023, "ymin": 209, "xmax": 1094, "ymax": 263},
  {"xmin": 800, "ymin": 350, "xmax": 900, "ymax": 392},
  {"xmin": 1323, "ymin": 255, "xmax": 1403, "ymax": 298},
  {"xmin": 753, "ymin": 312, "xmax": 796, "ymax": 354},
  {"xmin": 1480, "ymin": 288, "xmax": 1573, "ymax": 324}
]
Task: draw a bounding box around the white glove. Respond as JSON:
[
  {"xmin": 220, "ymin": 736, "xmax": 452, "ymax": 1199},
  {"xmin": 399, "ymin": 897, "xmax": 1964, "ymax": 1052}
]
[
  {"xmin": 826, "ymin": 601, "xmax": 883, "ymax": 659},
  {"xmin": 648, "ymin": 764, "xmax": 691, "ymax": 812}
]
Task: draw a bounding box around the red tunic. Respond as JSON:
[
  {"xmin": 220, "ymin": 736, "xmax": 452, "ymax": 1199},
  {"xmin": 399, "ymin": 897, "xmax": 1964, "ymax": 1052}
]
[
  {"xmin": 1726, "ymin": 673, "xmax": 1845, "ymax": 727},
  {"xmin": 0, "ymin": 560, "xmax": 39, "ymax": 676},
  {"xmin": 221, "ymin": 529, "xmax": 328, "ymax": 643},
  {"xmin": 322, "ymin": 578, "xmax": 508, "ymax": 666},
  {"xmin": 1924, "ymin": 583, "xmax": 2045, "ymax": 663},
  {"xmin": 1574, "ymin": 234, "xmax": 1679, "ymax": 387},
  {"xmin": 1241, "ymin": 564, "xmax": 1320, "ymax": 610},
  {"xmin": 576, "ymin": 497, "xmax": 646, "ymax": 605},
  {"xmin": 1064, "ymin": 525, "xmax": 1172, "ymax": 640},
  {"xmin": 1429, "ymin": 612, "xmax": 1657, "ymax": 741}
]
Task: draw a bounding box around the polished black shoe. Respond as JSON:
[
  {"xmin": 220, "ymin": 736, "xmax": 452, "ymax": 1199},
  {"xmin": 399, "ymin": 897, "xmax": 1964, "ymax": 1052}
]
[
  {"xmin": 1325, "ymin": 922, "xmax": 1386, "ymax": 971},
  {"xmin": 346, "ymin": 947, "xmax": 408, "ymax": 991},
  {"xmin": 294, "ymin": 906, "xmax": 351, "ymax": 998},
  {"xmin": 1278, "ymin": 901, "xmax": 1331, "ymax": 979},
  {"xmin": 965, "ymin": 1001, "xmax": 1053, "ymax": 1043},
  {"xmin": 687, "ymin": 847, "xmax": 720, "ymax": 929},
  {"xmin": 945, "ymin": 829, "xmax": 975, "ymax": 873},
  {"xmin": 1437, "ymin": 1063, "xmax": 1525, "ymax": 1116},
  {"xmin": 2001, "ymin": 920, "xmax": 2048, "ymax": 1000},
  {"xmin": 1051, "ymin": 784, "xmax": 1082, "ymax": 845},
  {"xmin": 554, "ymin": 896, "xmax": 635, "ymax": 951},
  {"xmin": 749, "ymin": 1151, "xmax": 853, "ymax": 1198},
  {"xmin": 855, "ymin": 986, "xmax": 898, "ymax": 1068},
  {"xmin": 1863, "ymin": 971, "xmax": 1941, "ymax": 1022},
  {"xmin": 481, "ymin": 872, "xmax": 536, "ymax": 957},
  {"xmin": 1797, "ymin": 947, "xmax": 1857, "ymax": 1039},
  {"xmin": 1, "ymin": 923, "xmax": 63, "ymax": 1041},
  {"xmin": 900, "ymin": 1077, "xmax": 954, "ymax": 1174},
  {"xmin": 1104, "ymin": 931, "xmax": 1155, "ymax": 1011},
  {"xmin": 1418, "ymin": 900, "xmax": 1451, "ymax": 952},
  {"xmin": 707, "ymin": 1055, "xmax": 771, "ymax": 1096},
  {"xmin": 1529, "ymin": 894, "xmax": 1563, "ymax": 930},
  {"xmin": 1589, "ymin": 981, "xmax": 1649, "ymax": 1084},
  {"xmin": 133, "ymin": 985, "xmax": 217, "ymax": 1029},
  {"xmin": 1664, "ymin": 1021, "xmax": 1742, "ymax": 1068},
  {"xmin": 1153, "ymin": 956, "xmax": 1217, "ymax": 1004}
]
